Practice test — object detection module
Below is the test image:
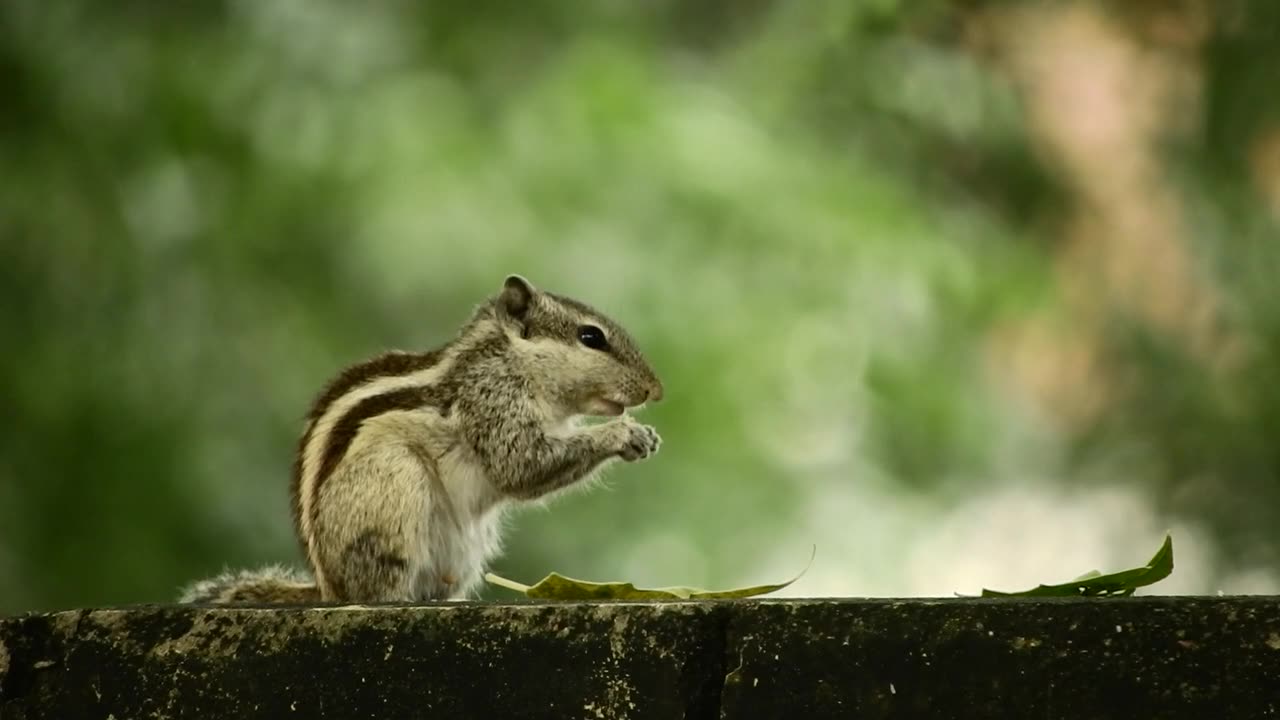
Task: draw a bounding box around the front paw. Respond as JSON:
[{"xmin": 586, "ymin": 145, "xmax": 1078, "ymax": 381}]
[{"xmin": 617, "ymin": 420, "xmax": 661, "ymax": 462}]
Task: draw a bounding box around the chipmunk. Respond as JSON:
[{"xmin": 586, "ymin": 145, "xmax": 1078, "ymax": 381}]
[{"xmin": 179, "ymin": 275, "xmax": 663, "ymax": 604}]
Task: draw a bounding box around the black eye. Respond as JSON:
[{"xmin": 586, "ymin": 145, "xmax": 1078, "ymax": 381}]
[{"xmin": 577, "ymin": 325, "xmax": 609, "ymax": 351}]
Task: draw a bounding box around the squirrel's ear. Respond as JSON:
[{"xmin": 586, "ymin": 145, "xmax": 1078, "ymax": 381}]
[{"xmin": 499, "ymin": 274, "xmax": 536, "ymax": 321}]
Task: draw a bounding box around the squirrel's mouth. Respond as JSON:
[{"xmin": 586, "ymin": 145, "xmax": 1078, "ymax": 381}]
[{"xmin": 584, "ymin": 397, "xmax": 626, "ymax": 417}]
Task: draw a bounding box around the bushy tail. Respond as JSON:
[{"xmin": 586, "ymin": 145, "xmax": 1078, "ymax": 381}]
[{"xmin": 179, "ymin": 564, "xmax": 322, "ymax": 605}]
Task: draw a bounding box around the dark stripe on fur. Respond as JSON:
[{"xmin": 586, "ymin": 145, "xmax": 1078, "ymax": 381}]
[
  {"xmin": 292, "ymin": 324, "xmax": 513, "ymax": 581},
  {"xmin": 317, "ymin": 386, "xmax": 453, "ymax": 489},
  {"xmin": 289, "ymin": 350, "xmax": 443, "ymax": 552},
  {"xmin": 308, "ymin": 381, "xmax": 461, "ymax": 545},
  {"xmin": 309, "ymin": 350, "xmax": 443, "ymax": 421},
  {"xmin": 530, "ymin": 292, "xmax": 649, "ymax": 372}
]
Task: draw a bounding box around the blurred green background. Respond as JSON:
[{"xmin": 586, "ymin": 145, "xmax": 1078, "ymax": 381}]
[{"xmin": 3, "ymin": 0, "xmax": 1279, "ymax": 614}]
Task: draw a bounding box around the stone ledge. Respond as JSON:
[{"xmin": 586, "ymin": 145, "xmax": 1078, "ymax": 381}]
[{"xmin": 2, "ymin": 596, "xmax": 1278, "ymax": 719}]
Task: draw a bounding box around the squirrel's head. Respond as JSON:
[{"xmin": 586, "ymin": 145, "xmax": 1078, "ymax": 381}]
[{"xmin": 492, "ymin": 274, "xmax": 663, "ymax": 417}]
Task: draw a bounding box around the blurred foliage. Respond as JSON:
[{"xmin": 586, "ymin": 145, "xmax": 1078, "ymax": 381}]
[{"xmin": 2, "ymin": 0, "xmax": 1278, "ymax": 613}]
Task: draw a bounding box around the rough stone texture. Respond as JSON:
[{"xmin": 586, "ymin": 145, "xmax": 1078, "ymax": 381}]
[
  {"xmin": 1, "ymin": 596, "xmax": 1278, "ymax": 719},
  {"xmin": 722, "ymin": 596, "xmax": 1280, "ymax": 719}
]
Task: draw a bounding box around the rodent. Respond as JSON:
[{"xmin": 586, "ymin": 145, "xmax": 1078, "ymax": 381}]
[{"xmin": 179, "ymin": 274, "xmax": 663, "ymax": 604}]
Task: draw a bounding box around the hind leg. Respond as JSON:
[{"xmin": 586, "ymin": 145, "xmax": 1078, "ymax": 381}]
[
  {"xmin": 326, "ymin": 527, "xmax": 416, "ymax": 602},
  {"xmin": 312, "ymin": 441, "xmax": 427, "ymax": 603}
]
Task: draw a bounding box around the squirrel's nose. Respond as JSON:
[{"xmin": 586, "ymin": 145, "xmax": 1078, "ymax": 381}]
[{"xmin": 648, "ymin": 381, "xmax": 664, "ymax": 403}]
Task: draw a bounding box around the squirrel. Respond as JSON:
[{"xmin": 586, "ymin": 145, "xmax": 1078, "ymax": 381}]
[{"xmin": 179, "ymin": 274, "xmax": 663, "ymax": 604}]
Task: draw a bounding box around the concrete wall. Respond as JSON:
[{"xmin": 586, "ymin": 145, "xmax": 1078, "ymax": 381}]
[{"xmin": 2, "ymin": 597, "xmax": 1278, "ymax": 719}]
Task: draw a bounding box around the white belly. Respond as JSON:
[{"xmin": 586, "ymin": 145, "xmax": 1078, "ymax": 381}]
[{"xmin": 411, "ymin": 443, "xmax": 507, "ymax": 599}]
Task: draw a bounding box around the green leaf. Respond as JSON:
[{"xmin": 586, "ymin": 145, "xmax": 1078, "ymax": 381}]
[
  {"xmin": 486, "ymin": 546, "xmax": 815, "ymax": 600},
  {"xmin": 979, "ymin": 534, "xmax": 1174, "ymax": 598}
]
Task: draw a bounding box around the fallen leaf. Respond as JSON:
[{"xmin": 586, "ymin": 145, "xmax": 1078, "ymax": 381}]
[
  {"xmin": 979, "ymin": 534, "xmax": 1174, "ymax": 598},
  {"xmin": 486, "ymin": 546, "xmax": 815, "ymax": 600}
]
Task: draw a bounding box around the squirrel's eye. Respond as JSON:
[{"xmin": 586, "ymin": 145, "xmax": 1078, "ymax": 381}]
[{"xmin": 577, "ymin": 325, "xmax": 609, "ymax": 351}]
